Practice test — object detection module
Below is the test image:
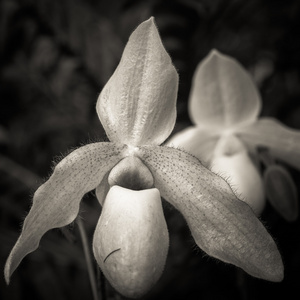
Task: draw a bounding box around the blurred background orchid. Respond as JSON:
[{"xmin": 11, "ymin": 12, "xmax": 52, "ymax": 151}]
[
  {"xmin": 169, "ymin": 50, "xmax": 300, "ymax": 218},
  {"xmin": 1, "ymin": 1, "xmax": 300, "ymax": 300}
]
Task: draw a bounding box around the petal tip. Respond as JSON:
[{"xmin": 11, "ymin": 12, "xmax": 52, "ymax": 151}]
[
  {"xmin": 4, "ymin": 256, "xmax": 13, "ymax": 285},
  {"xmin": 208, "ymin": 48, "xmax": 222, "ymax": 58},
  {"xmin": 204, "ymin": 49, "xmax": 242, "ymax": 70},
  {"xmin": 264, "ymin": 257, "xmax": 284, "ymax": 282},
  {"xmin": 145, "ymin": 16, "xmax": 155, "ymax": 24}
]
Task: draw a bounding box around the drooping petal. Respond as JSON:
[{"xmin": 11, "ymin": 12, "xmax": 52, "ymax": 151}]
[
  {"xmin": 237, "ymin": 117, "xmax": 300, "ymax": 170},
  {"xmin": 96, "ymin": 17, "xmax": 178, "ymax": 146},
  {"xmin": 210, "ymin": 135, "xmax": 265, "ymax": 215},
  {"xmin": 93, "ymin": 186, "xmax": 169, "ymax": 298},
  {"xmin": 138, "ymin": 145, "xmax": 283, "ymax": 282},
  {"xmin": 167, "ymin": 126, "xmax": 219, "ymax": 166},
  {"xmin": 5, "ymin": 142, "xmax": 126, "ymax": 283},
  {"xmin": 189, "ymin": 50, "xmax": 261, "ymax": 130}
]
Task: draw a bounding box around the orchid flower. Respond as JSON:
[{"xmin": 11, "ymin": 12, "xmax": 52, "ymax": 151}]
[
  {"xmin": 169, "ymin": 50, "xmax": 300, "ymax": 217},
  {"xmin": 5, "ymin": 19, "xmax": 284, "ymax": 298}
]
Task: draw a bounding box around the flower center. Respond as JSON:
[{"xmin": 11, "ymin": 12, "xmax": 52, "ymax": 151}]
[{"xmin": 108, "ymin": 156, "xmax": 154, "ymax": 190}]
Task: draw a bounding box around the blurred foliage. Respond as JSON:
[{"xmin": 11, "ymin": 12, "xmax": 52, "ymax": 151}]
[{"xmin": 0, "ymin": 0, "xmax": 300, "ymax": 299}]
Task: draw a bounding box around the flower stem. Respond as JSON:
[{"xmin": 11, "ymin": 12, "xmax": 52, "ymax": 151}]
[{"xmin": 77, "ymin": 217, "xmax": 100, "ymax": 300}]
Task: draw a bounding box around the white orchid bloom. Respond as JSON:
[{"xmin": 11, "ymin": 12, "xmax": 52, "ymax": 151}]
[
  {"xmin": 169, "ymin": 50, "xmax": 300, "ymax": 216},
  {"xmin": 5, "ymin": 20, "xmax": 283, "ymax": 298}
]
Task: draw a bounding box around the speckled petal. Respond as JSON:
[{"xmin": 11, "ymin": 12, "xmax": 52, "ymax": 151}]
[
  {"xmin": 189, "ymin": 50, "xmax": 261, "ymax": 130},
  {"xmin": 96, "ymin": 17, "xmax": 178, "ymax": 146},
  {"xmin": 138, "ymin": 145, "xmax": 283, "ymax": 282},
  {"xmin": 238, "ymin": 117, "xmax": 300, "ymax": 170},
  {"xmin": 5, "ymin": 142, "xmax": 126, "ymax": 283}
]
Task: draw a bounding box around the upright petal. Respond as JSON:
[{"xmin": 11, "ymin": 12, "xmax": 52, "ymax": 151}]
[
  {"xmin": 96, "ymin": 17, "xmax": 178, "ymax": 146},
  {"xmin": 189, "ymin": 50, "xmax": 261, "ymax": 130},
  {"xmin": 237, "ymin": 117, "xmax": 300, "ymax": 170},
  {"xmin": 138, "ymin": 145, "xmax": 283, "ymax": 282},
  {"xmin": 5, "ymin": 142, "xmax": 126, "ymax": 283},
  {"xmin": 93, "ymin": 186, "xmax": 169, "ymax": 298}
]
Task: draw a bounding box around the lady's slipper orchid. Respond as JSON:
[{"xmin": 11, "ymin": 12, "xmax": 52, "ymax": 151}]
[
  {"xmin": 5, "ymin": 19, "xmax": 284, "ymax": 298},
  {"xmin": 169, "ymin": 49, "xmax": 300, "ymax": 216}
]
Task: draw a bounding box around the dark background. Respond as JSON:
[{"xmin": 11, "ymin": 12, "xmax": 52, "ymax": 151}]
[{"xmin": 1, "ymin": 0, "xmax": 299, "ymax": 299}]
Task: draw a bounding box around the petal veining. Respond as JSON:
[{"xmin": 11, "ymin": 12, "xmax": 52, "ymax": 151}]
[
  {"xmin": 189, "ymin": 50, "xmax": 261, "ymax": 130},
  {"xmin": 96, "ymin": 17, "xmax": 178, "ymax": 146},
  {"xmin": 138, "ymin": 145, "xmax": 283, "ymax": 282},
  {"xmin": 5, "ymin": 142, "xmax": 126, "ymax": 283},
  {"xmin": 237, "ymin": 117, "xmax": 300, "ymax": 170}
]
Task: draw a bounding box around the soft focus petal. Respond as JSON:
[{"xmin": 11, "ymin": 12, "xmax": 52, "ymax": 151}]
[
  {"xmin": 93, "ymin": 186, "xmax": 169, "ymax": 298},
  {"xmin": 264, "ymin": 164, "xmax": 298, "ymax": 222},
  {"xmin": 167, "ymin": 126, "xmax": 219, "ymax": 166},
  {"xmin": 189, "ymin": 50, "xmax": 261, "ymax": 130},
  {"xmin": 237, "ymin": 117, "xmax": 300, "ymax": 170},
  {"xmin": 97, "ymin": 17, "xmax": 178, "ymax": 146},
  {"xmin": 210, "ymin": 135, "xmax": 265, "ymax": 215},
  {"xmin": 5, "ymin": 142, "xmax": 126, "ymax": 283},
  {"xmin": 138, "ymin": 145, "xmax": 283, "ymax": 281}
]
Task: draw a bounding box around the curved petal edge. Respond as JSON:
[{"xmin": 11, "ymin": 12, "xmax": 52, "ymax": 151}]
[
  {"xmin": 189, "ymin": 49, "xmax": 261, "ymax": 130},
  {"xmin": 138, "ymin": 145, "xmax": 284, "ymax": 282},
  {"xmin": 4, "ymin": 142, "xmax": 126, "ymax": 283},
  {"xmin": 97, "ymin": 17, "xmax": 178, "ymax": 146}
]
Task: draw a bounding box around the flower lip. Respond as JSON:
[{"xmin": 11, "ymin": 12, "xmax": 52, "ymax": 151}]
[
  {"xmin": 108, "ymin": 156, "xmax": 154, "ymax": 190},
  {"xmin": 93, "ymin": 185, "xmax": 169, "ymax": 298}
]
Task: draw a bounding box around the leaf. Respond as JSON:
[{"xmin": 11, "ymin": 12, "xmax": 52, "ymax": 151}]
[
  {"xmin": 138, "ymin": 145, "xmax": 283, "ymax": 282},
  {"xmin": 4, "ymin": 142, "xmax": 126, "ymax": 283},
  {"xmin": 189, "ymin": 49, "xmax": 261, "ymax": 131},
  {"xmin": 96, "ymin": 17, "xmax": 178, "ymax": 146}
]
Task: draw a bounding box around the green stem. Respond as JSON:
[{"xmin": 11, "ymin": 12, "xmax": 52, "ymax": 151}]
[{"xmin": 77, "ymin": 217, "xmax": 100, "ymax": 300}]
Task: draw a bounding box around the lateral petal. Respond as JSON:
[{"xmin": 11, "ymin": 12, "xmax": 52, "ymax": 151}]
[
  {"xmin": 96, "ymin": 17, "xmax": 178, "ymax": 146},
  {"xmin": 189, "ymin": 50, "xmax": 261, "ymax": 130},
  {"xmin": 138, "ymin": 145, "xmax": 283, "ymax": 282},
  {"xmin": 4, "ymin": 142, "xmax": 126, "ymax": 283},
  {"xmin": 167, "ymin": 126, "xmax": 219, "ymax": 166},
  {"xmin": 237, "ymin": 117, "xmax": 300, "ymax": 170}
]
